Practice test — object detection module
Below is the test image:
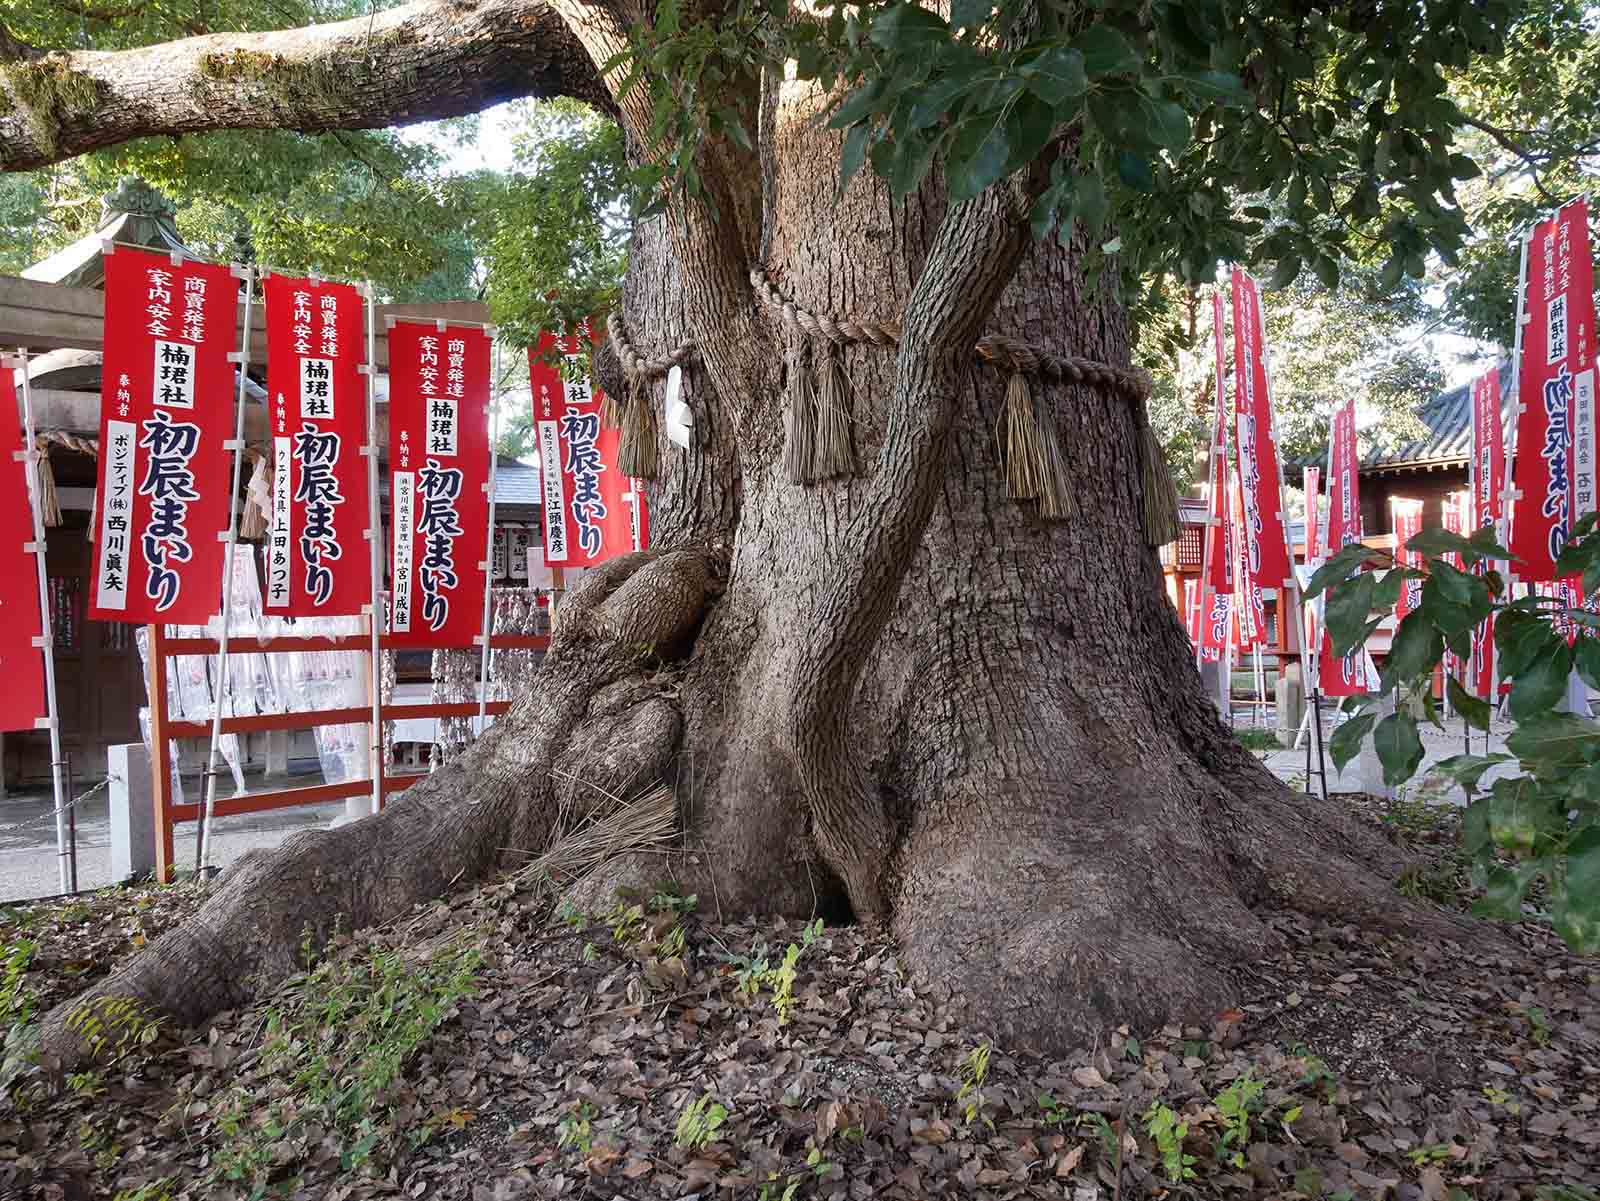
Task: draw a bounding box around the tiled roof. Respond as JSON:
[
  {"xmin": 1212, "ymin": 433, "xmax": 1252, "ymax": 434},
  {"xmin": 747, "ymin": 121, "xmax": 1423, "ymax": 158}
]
[
  {"xmin": 493, "ymin": 456, "xmax": 540, "ymax": 504},
  {"xmin": 1362, "ymin": 364, "xmax": 1513, "ymax": 471}
]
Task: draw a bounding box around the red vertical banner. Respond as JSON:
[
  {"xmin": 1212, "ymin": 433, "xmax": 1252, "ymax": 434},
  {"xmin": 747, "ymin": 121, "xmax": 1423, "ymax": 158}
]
[
  {"xmin": 1304, "ymin": 466, "xmax": 1322, "ymax": 564},
  {"xmin": 1391, "ymin": 498, "xmax": 1425, "ymax": 627},
  {"xmin": 0, "ymin": 365, "xmax": 46, "ymax": 732},
  {"xmin": 1230, "ymin": 469, "xmax": 1267, "ymax": 644},
  {"xmin": 1230, "ymin": 268, "xmax": 1293, "ymax": 589},
  {"xmin": 1206, "ymin": 289, "xmax": 1233, "ymax": 592},
  {"xmin": 1443, "ymin": 493, "xmax": 1467, "ymax": 674},
  {"xmin": 89, "ymin": 247, "xmax": 239, "ymax": 624},
  {"xmin": 1510, "ymin": 199, "xmax": 1595, "ymax": 581},
  {"xmin": 1199, "ymin": 585, "xmax": 1230, "ymax": 664},
  {"xmin": 1470, "ymin": 368, "xmax": 1505, "ymax": 695},
  {"xmin": 1319, "ymin": 630, "xmax": 1368, "ymax": 697},
  {"xmin": 261, "ymin": 274, "xmax": 368, "ymax": 615},
  {"xmin": 1184, "ymin": 578, "xmax": 1201, "ymax": 644},
  {"xmin": 386, "ymin": 322, "xmax": 492, "ymax": 648},
  {"xmin": 1327, "ymin": 399, "xmax": 1361, "ymax": 551},
  {"xmin": 532, "ymin": 326, "xmax": 650, "ymax": 569}
]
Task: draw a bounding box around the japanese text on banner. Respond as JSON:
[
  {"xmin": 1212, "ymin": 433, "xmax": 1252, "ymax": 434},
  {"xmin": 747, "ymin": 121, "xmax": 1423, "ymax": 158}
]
[
  {"xmin": 1510, "ymin": 199, "xmax": 1596, "ymax": 580},
  {"xmin": 532, "ymin": 327, "xmax": 650, "ymax": 570},
  {"xmin": 1230, "ymin": 268, "xmax": 1293, "ymax": 589},
  {"xmin": 386, "ymin": 322, "xmax": 492, "ymax": 648},
  {"xmin": 262, "ymin": 274, "xmax": 368, "ymax": 615},
  {"xmin": 89, "ymin": 247, "xmax": 238, "ymax": 625}
]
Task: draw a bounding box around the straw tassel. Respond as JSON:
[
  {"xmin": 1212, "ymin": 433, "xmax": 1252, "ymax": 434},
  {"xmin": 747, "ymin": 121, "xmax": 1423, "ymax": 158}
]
[
  {"xmin": 239, "ymin": 451, "xmax": 271, "ymax": 540},
  {"xmin": 1002, "ymin": 371, "xmax": 1043, "ymax": 500},
  {"xmin": 618, "ymin": 379, "xmax": 659, "ymax": 480},
  {"xmin": 811, "ymin": 342, "xmax": 855, "ymax": 479},
  {"xmin": 34, "ymin": 438, "xmax": 61, "ymax": 528},
  {"xmin": 784, "ymin": 343, "xmax": 818, "ymax": 484},
  {"xmin": 1035, "ymin": 400, "xmax": 1074, "ymax": 521},
  {"xmin": 600, "ymin": 384, "xmax": 625, "ymax": 431},
  {"xmin": 85, "ymin": 485, "xmax": 96, "ymax": 543},
  {"xmin": 1136, "ymin": 401, "xmax": 1181, "ymax": 546}
]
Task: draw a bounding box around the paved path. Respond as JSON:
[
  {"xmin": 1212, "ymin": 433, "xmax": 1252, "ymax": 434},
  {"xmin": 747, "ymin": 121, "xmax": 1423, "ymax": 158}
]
[
  {"xmin": 1249, "ymin": 708, "xmax": 1518, "ymax": 802},
  {"xmin": 1, "ymin": 779, "xmax": 345, "ymax": 904}
]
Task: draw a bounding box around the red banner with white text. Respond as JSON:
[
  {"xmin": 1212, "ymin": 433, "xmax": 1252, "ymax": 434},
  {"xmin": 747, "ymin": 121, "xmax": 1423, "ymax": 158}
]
[
  {"xmin": 1230, "ymin": 268, "xmax": 1293, "ymax": 589},
  {"xmin": 1470, "ymin": 368, "xmax": 1505, "ymax": 695},
  {"xmin": 1304, "ymin": 466, "xmax": 1322, "ymax": 565},
  {"xmin": 1230, "ymin": 469, "xmax": 1267, "ymax": 646},
  {"xmin": 89, "ymin": 247, "xmax": 239, "ymax": 625},
  {"xmin": 0, "ymin": 365, "xmax": 46, "ymax": 732},
  {"xmin": 1206, "ymin": 289, "xmax": 1233, "ymax": 592},
  {"xmin": 262, "ymin": 274, "xmax": 368, "ymax": 616},
  {"xmin": 533, "ymin": 327, "xmax": 649, "ymax": 570},
  {"xmin": 1327, "ymin": 399, "xmax": 1360, "ymax": 552},
  {"xmin": 386, "ymin": 322, "xmax": 492, "ymax": 648},
  {"xmin": 1510, "ymin": 199, "xmax": 1596, "ymax": 580},
  {"xmin": 1392, "ymin": 499, "xmax": 1425, "ymax": 626}
]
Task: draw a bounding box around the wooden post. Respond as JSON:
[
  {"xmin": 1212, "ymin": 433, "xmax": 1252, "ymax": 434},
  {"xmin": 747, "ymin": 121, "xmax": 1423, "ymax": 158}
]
[{"xmin": 147, "ymin": 623, "xmax": 175, "ymax": 881}]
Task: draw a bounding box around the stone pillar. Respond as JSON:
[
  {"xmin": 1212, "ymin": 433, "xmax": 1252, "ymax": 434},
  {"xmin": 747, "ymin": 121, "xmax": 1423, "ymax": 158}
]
[
  {"xmin": 1276, "ymin": 661, "xmax": 1305, "ymax": 744},
  {"xmin": 265, "ymin": 729, "xmax": 289, "ymax": 777},
  {"xmin": 108, "ymin": 742, "xmax": 156, "ymax": 883},
  {"xmin": 1199, "ymin": 658, "xmax": 1226, "ymax": 718}
]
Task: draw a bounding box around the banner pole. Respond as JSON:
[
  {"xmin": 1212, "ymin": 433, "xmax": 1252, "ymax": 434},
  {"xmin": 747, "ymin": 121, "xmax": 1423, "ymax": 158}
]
[
  {"xmin": 13, "ymin": 351, "xmax": 71, "ymax": 892},
  {"xmin": 197, "ymin": 265, "xmax": 255, "ymax": 878},
  {"xmin": 1503, "ymin": 231, "xmax": 1532, "ymax": 594},
  {"xmin": 1249, "ymin": 269, "xmax": 1318, "ymax": 786},
  {"xmin": 363, "ymin": 284, "xmax": 383, "ymax": 817},
  {"xmin": 476, "ymin": 335, "xmax": 502, "ymax": 734}
]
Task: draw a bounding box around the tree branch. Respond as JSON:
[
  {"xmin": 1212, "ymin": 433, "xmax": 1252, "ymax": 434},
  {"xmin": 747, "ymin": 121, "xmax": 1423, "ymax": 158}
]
[{"xmin": 0, "ymin": 0, "xmax": 613, "ymax": 172}]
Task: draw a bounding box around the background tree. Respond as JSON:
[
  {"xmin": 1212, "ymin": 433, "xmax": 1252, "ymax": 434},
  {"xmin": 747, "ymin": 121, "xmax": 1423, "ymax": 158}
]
[{"xmin": 4, "ymin": 0, "xmax": 1591, "ymax": 1068}]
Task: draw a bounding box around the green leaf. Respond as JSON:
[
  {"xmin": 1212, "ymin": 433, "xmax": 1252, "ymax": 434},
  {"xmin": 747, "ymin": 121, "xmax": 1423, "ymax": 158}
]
[
  {"xmin": 1508, "ymin": 639, "xmax": 1573, "ymax": 720},
  {"xmin": 1328, "ymin": 712, "xmax": 1375, "ymax": 774},
  {"xmin": 1140, "ymin": 98, "xmax": 1190, "ymax": 150},
  {"xmin": 1117, "ymin": 150, "xmax": 1154, "ymax": 191},
  {"xmin": 949, "ymin": 0, "xmax": 990, "ymax": 30},
  {"xmin": 1505, "ymin": 711, "xmax": 1600, "ymax": 772},
  {"xmin": 1004, "ymin": 92, "xmax": 1058, "ymax": 173},
  {"xmin": 1313, "ymin": 255, "xmax": 1339, "ymax": 291},
  {"xmin": 827, "ymin": 81, "xmax": 885, "ymax": 131},
  {"xmin": 1553, "ymin": 824, "xmax": 1600, "ymax": 953},
  {"xmin": 1373, "ymin": 711, "xmax": 1424, "ymax": 785},
  {"xmin": 1071, "ymin": 25, "xmax": 1140, "ymax": 76},
  {"xmin": 1028, "ymin": 178, "xmax": 1070, "ymax": 240},
  {"xmin": 1305, "ymin": 543, "xmax": 1379, "ymax": 597},
  {"xmin": 1575, "ymin": 638, "xmax": 1600, "ymax": 692},
  {"xmin": 1177, "ymin": 70, "xmax": 1249, "ymax": 104},
  {"xmin": 1074, "ymin": 171, "xmax": 1107, "ymax": 236},
  {"xmin": 1432, "ymin": 752, "xmax": 1512, "ymax": 796},
  {"xmin": 1474, "ymin": 861, "xmax": 1543, "ymax": 921},
  {"xmin": 837, "ymin": 123, "xmax": 873, "ymax": 196},
  {"xmin": 1023, "ymin": 46, "xmax": 1088, "ymax": 104},
  {"xmin": 1325, "ymin": 573, "xmax": 1377, "ymax": 657},
  {"xmin": 1497, "ymin": 609, "xmax": 1561, "ymax": 678},
  {"xmin": 1447, "ymin": 676, "xmax": 1492, "ymax": 731},
  {"xmin": 907, "ymin": 71, "xmax": 979, "ymax": 130},
  {"xmin": 1429, "ymin": 558, "xmax": 1479, "ymax": 605},
  {"xmin": 1467, "ymin": 525, "xmax": 1515, "ymax": 560},
  {"xmin": 1385, "ymin": 611, "xmax": 1444, "ymax": 686},
  {"xmin": 1407, "ymin": 527, "xmax": 1477, "ymax": 559},
  {"xmin": 1421, "ymin": 574, "xmax": 1489, "ymax": 639},
  {"xmin": 869, "ymin": 4, "xmax": 951, "ymax": 53},
  {"xmin": 886, "ymin": 130, "xmax": 941, "ymax": 199},
  {"xmin": 1268, "ymin": 255, "xmax": 1301, "ymax": 290},
  {"xmin": 945, "ymin": 110, "xmax": 1010, "ymax": 201}
]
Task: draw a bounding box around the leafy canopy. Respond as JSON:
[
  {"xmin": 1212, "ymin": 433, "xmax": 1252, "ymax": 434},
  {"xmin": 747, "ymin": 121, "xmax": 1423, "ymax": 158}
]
[{"xmin": 610, "ymin": 0, "xmax": 1528, "ymax": 301}]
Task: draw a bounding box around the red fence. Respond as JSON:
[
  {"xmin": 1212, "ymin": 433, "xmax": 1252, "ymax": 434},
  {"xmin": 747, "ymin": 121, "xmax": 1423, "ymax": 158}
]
[{"xmin": 145, "ymin": 623, "xmax": 550, "ymax": 880}]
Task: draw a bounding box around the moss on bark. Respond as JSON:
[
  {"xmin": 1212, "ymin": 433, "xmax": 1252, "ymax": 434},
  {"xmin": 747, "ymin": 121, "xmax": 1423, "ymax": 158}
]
[{"xmin": 0, "ymin": 55, "xmax": 98, "ymax": 154}]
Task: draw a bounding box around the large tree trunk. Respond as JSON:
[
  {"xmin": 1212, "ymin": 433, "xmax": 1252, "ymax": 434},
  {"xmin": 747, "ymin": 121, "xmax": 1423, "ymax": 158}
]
[{"xmin": 23, "ymin": 0, "xmax": 1430, "ymax": 1072}]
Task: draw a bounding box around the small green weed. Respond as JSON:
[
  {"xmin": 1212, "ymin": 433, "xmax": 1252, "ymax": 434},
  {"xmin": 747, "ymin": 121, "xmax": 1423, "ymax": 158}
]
[
  {"xmin": 955, "ymin": 1043, "xmax": 991, "ymax": 1127},
  {"xmin": 558, "ymin": 1101, "xmax": 597, "ymax": 1155},
  {"xmin": 1408, "ymin": 1143, "xmax": 1452, "ymax": 1167},
  {"xmin": 724, "ymin": 919, "xmax": 823, "ymax": 1024},
  {"xmin": 1235, "ymin": 728, "xmax": 1280, "ymax": 752},
  {"xmin": 1143, "ymin": 1102, "xmax": 1197, "ymax": 1183},
  {"xmin": 675, "ymin": 1090, "xmax": 728, "ymax": 1149},
  {"xmin": 1213, "ymin": 1071, "xmax": 1266, "ymax": 1167}
]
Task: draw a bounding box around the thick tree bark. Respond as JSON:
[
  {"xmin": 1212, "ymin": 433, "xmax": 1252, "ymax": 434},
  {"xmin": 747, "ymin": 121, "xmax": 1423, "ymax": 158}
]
[
  {"xmin": 0, "ymin": 0, "xmax": 609, "ymax": 171},
  {"xmin": 21, "ymin": 0, "xmax": 1448, "ymax": 1073}
]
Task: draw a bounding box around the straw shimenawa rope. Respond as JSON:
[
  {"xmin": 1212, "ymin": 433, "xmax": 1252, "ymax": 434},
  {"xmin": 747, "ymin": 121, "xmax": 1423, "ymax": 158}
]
[
  {"xmin": 606, "ymin": 312, "xmax": 697, "ymax": 481},
  {"xmin": 748, "ymin": 266, "xmax": 1178, "ymax": 544}
]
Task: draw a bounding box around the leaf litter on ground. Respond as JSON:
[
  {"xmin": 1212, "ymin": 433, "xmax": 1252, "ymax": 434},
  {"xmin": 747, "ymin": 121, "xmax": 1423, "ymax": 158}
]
[{"xmin": 1, "ymin": 791, "xmax": 1597, "ymax": 1201}]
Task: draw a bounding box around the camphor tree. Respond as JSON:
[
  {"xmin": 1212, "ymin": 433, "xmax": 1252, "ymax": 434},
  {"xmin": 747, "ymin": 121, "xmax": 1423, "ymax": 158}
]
[{"xmin": 0, "ymin": 0, "xmax": 1552, "ymax": 1064}]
